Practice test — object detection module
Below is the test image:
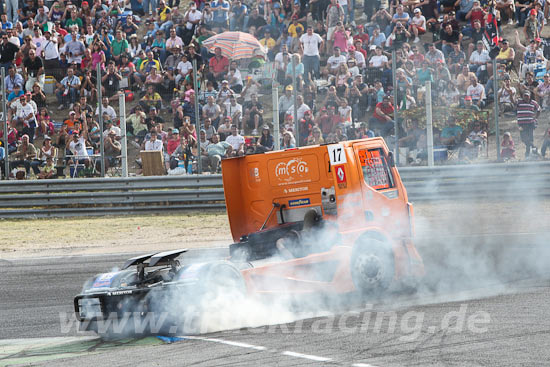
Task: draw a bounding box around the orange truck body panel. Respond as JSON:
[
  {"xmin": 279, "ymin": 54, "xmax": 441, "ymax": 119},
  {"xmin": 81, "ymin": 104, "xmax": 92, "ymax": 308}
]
[{"xmin": 222, "ymin": 138, "xmax": 424, "ymax": 294}]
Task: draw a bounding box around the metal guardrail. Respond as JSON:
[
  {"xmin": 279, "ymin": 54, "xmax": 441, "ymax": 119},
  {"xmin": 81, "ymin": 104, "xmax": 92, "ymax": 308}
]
[{"xmin": 0, "ymin": 162, "xmax": 549, "ymax": 218}]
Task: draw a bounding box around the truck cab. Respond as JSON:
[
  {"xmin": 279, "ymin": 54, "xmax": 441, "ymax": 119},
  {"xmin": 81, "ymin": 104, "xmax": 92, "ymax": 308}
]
[{"xmin": 221, "ymin": 138, "xmax": 424, "ymax": 295}]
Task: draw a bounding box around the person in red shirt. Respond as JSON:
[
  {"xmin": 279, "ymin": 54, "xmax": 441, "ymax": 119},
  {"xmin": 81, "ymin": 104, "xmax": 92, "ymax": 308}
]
[
  {"xmin": 208, "ymin": 47, "xmax": 229, "ymax": 83},
  {"xmin": 466, "ymin": 0, "xmax": 486, "ymax": 28},
  {"xmin": 354, "ymin": 38, "xmax": 367, "ymax": 60},
  {"xmin": 317, "ymin": 105, "xmax": 341, "ymax": 137},
  {"xmin": 369, "ymin": 95, "xmax": 395, "ymax": 137},
  {"xmin": 353, "ymin": 25, "xmax": 369, "ymax": 47}
]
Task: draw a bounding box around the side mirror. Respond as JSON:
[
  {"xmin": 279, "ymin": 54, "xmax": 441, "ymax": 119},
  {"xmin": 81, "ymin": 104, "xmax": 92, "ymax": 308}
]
[{"xmin": 387, "ymin": 151, "xmax": 396, "ymax": 167}]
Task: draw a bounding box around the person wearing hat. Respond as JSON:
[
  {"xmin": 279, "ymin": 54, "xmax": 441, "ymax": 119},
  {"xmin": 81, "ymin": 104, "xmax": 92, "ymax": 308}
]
[
  {"xmin": 66, "ymin": 122, "xmax": 91, "ymax": 171},
  {"xmin": 514, "ymin": 30, "xmax": 546, "ymax": 80},
  {"xmin": 409, "ymin": 8, "xmax": 426, "ymax": 44},
  {"xmin": 15, "ymin": 94, "xmax": 37, "ymax": 142},
  {"xmin": 495, "ymin": 39, "xmax": 515, "ymax": 70},
  {"xmin": 11, "ymin": 134, "xmax": 37, "ymax": 177},
  {"xmin": 370, "ymin": 23, "xmax": 386, "ymax": 48},
  {"xmin": 516, "ymin": 90, "xmax": 540, "ymax": 157}
]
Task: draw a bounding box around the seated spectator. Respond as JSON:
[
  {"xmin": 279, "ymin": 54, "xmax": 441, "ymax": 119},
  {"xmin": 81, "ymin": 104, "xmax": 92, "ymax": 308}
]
[
  {"xmin": 225, "ymin": 124, "xmax": 245, "ymax": 156},
  {"xmin": 208, "ymin": 47, "xmax": 229, "ymax": 85},
  {"xmin": 369, "ymin": 95, "xmax": 395, "ymax": 138},
  {"xmin": 104, "ymin": 128, "xmax": 122, "ymax": 170},
  {"xmin": 409, "ymin": 8, "xmax": 426, "ymax": 44},
  {"xmin": 31, "ymin": 136, "xmax": 57, "ymax": 175},
  {"xmin": 469, "ymin": 41, "xmax": 491, "ymax": 81},
  {"xmin": 440, "ymin": 117, "xmax": 463, "ymax": 149},
  {"xmin": 460, "ymin": 120, "xmax": 487, "ymax": 160},
  {"xmin": 201, "ymin": 133, "xmax": 231, "ymax": 173},
  {"xmin": 217, "ymin": 116, "xmax": 233, "ymax": 140},
  {"xmin": 256, "ymin": 125, "xmax": 274, "ymax": 153},
  {"xmin": 170, "ymin": 134, "xmax": 192, "ymax": 171},
  {"xmin": 36, "ymin": 107, "xmax": 54, "ymax": 137},
  {"xmin": 515, "ymin": 31, "xmax": 546, "ymax": 80},
  {"xmin": 11, "ymin": 134, "xmax": 37, "ymax": 176},
  {"xmin": 281, "ymin": 130, "xmax": 296, "ymax": 149},
  {"xmin": 55, "ymin": 66, "xmax": 80, "ymax": 110},
  {"xmin": 243, "ymin": 93, "xmax": 264, "ymax": 135},
  {"xmin": 37, "ymin": 156, "xmax": 56, "ymax": 179},
  {"xmin": 140, "ymin": 85, "xmax": 163, "ymax": 111},
  {"xmin": 223, "ymin": 95, "xmax": 243, "ymax": 132},
  {"xmin": 447, "ymin": 42, "xmax": 466, "ymax": 75},
  {"xmin": 96, "ymin": 97, "xmax": 117, "ymax": 121},
  {"xmin": 31, "ymin": 83, "xmax": 46, "ymax": 109},
  {"xmin": 495, "ymin": 39, "xmax": 515, "ymax": 70},
  {"xmin": 307, "ymin": 126, "xmax": 324, "ymax": 145},
  {"xmin": 466, "ymin": 75, "xmax": 486, "ymax": 108}
]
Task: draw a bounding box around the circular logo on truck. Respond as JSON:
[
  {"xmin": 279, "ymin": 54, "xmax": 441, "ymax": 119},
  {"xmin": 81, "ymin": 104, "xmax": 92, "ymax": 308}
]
[{"xmin": 275, "ymin": 158, "xmax": 309, "ymax": 182}]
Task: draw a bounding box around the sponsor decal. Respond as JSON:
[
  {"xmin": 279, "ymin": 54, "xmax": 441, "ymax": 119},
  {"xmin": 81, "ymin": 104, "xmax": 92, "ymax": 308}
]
[
  {"xmin": 335, "ymin": 165, "xmax": 347, "ymax": 189},
  {"xmin": 283, "ymin": 186, "xmax": 309, "ymax": 194},
  {"xmin": 108, "ymin": 290, "xmax": 133, "ymax": 296},
  {"xmin": 92, "ymin": 272, "xmax": 117, "ymax": 288},
  {"xmin": 275, "ymin": 158, "xmax": 309, "ymax": 183},
  {"xmin": 288, "ymin": 198, "xmax": 311, "ymax": 207}
]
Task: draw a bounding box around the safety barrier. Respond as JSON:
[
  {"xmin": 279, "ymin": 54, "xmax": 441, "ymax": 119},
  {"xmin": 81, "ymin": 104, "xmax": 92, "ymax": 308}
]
[{"xmin": 0, "ymin": 161, "xmax": 549, "ymax": 218}]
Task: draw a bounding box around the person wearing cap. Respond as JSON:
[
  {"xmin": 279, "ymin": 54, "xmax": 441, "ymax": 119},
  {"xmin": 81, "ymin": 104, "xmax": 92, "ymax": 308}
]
[
  {"xmin": 66, "ymin": 120, "xmax": 90, "ymax": 170},
  {"xmin": 465, "ymin": 74, "xmax": 485, "ymax": 107},
  {"xmin": 103, "ymin": 128, "xmax": 121, "ymax": 170},
  {"xmin": 409, "ymin": 9, "xmax": 426, "ymax": 44},
  {"xmin": 515, "ymin": 31, "xmax": 546, "ymax": 79},
  {"xmin": 278, "ymin": 85, "xmax": 295, "ymax": 123},
  {"xmin": 495, "ymin": 39, "xmax": 515, "ymax": 70},
  {"xmin": 524, "ymin": 8, "xmax": 540, "ymax": 41},
  {"xmin": 516, "ymin": 90, "xmax": 540, "ymax": 157}
]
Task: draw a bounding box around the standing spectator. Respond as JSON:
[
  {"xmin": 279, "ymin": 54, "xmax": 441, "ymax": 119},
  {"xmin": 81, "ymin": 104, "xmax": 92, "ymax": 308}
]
[
  {"xmin": 110, "ymin": 29, "xmax": 128, "ymax": 64},
  {"xmin": 300, "ymin": 26, "xmax": 323, "ymax": 82},
  {"xmin": 0, "ymin": 32, "xmax": 19, "ymax": 71},
  {"xmin": 516, "ymin": 90, "xmax": 540, "ymax": 157},
  {"xmin": 6, "ymin": 0, "xmax": 18, "ymax": 24},
  {"xmin": 211, "ymin": 0, "xmax": 230, "ymax": 31},
  {"xmin": 325, "ymin": 0, "xmax": 344, "ymax": 52},
  {"xmin": 41, "ymin": 30, "xmax": 59, "ymax": 80},
  {"xmin": 23, "ymin": 49, "xmax": 44, "ymax": 92}
]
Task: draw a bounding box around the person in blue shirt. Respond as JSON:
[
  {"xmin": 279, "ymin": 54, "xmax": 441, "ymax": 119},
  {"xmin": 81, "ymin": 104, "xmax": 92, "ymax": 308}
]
[
  {"xmin": 211, "ymin": 0, "xmax": 230, "ymax": 30},
  {"xmin": 229, "ymin": 0, "xmax": 248, "ymax": 31}
]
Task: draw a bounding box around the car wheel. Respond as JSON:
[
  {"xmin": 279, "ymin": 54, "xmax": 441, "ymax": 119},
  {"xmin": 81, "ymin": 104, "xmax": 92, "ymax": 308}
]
[{"xmin": 350, "ymin": 238, "xmax": 394, "ymax": 297}]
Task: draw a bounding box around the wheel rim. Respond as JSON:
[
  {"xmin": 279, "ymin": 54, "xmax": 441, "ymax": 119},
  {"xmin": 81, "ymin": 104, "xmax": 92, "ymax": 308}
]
[{"xmin": 356, "ymin": 254, "xmax": 384, "ymax": 285}]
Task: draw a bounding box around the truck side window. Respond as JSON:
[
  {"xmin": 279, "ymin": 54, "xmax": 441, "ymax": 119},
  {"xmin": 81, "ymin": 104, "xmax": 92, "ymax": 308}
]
[{"xmin": 357, "ymin": 149, "xmax": 395, "ymax": 190}]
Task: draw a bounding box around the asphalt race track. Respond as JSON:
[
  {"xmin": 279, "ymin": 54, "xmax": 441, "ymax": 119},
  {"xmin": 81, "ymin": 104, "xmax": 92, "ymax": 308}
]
[{"xmin": 1, "ymin": 245, "xmax": 550, "ymax": 366}]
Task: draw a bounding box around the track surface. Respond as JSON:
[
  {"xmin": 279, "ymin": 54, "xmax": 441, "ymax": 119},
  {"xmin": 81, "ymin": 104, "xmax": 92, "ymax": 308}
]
[{"xmin": 1, "ymin": 248, "xmax": 550, "ymax": 366}]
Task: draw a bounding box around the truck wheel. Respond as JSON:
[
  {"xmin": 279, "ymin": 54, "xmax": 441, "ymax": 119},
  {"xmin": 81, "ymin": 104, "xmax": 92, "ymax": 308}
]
[{"xmin": 350, "ymin": 238, "xmax": 394, "ymax": 297}]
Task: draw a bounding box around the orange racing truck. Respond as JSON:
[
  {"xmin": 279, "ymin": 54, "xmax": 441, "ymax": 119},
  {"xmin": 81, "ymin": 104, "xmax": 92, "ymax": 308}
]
[{"xmin": 222, "ymin": 138, "xmax": 424, "ymax": 296}]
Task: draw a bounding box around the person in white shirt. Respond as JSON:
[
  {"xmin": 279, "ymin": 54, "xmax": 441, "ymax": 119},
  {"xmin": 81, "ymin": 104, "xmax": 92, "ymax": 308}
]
[
  {"xmin": 325, "ymin": 47, "xmax": 347, "ymax": 76},
  {"xmin": 498, "ymin": 74, "xmax": 517, "ymax": 112},
  {"xmin": 55, "ymin": 67, "xmax": 80, "ymax": 109},
  {"xmin": 409, "ymin": 8, "xmax": 426, "ymax": 44},
  {"xmin": 369, "ymin": 46, "xmax": 388, "ymax": 68},
  {"xmin": 299, "ymin": 26, "xmax": 324, "ymax": 80},
  {"xmin": 469, "ymin": 41, "xmax": 491, "ymax": 77},
  {"xmin": 15, "ymin": 96, "xmax": 37, "ymax": 140},
  {"xmin": 227, "ymin": 60, "xmax": 243, "ymax": 93},
  {"xmin": 466, "ymin": 75, "xmax": 486, "ymax": 107},
  {"xmin": 176, "ymin": 53, "xmax": 192, "ymax": 84},
  {"xmin": 286, "ymin": 95, "xmax": 311, "ymax": 121},
  {"xmin": 67, "ymin": 128, "xmax": 90, "ymax": 168},
  {"xmin": 224, "ymin": 95, "xmax": 243, "ymax": 132},
  {"xmin": 144, "ymin": 131, "xmax": 164, "ymax": 151},
  {"xmin": 95, "ymin": 96, "xmax": 117, "ymax": 120},
  {"xmin": 225, "ymin": 124, "xmax": 245, "ymax": 156}
]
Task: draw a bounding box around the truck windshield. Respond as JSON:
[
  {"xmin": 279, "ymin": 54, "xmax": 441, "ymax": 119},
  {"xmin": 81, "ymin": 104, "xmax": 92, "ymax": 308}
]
[{"xmin": 357, "ymin": 148, "xmax": 395, "ymax": 190}]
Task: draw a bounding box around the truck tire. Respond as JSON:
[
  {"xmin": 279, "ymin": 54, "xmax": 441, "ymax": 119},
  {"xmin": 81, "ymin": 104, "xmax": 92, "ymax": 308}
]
[{"xmin": 350, "ymin": 238, "xmax": 394, "ymax": 297}]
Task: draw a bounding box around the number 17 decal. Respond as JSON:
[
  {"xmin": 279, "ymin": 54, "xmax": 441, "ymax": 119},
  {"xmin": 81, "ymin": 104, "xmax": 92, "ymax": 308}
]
[{"xmin": 328, "ymin": 144, "xmax": 347, "ymax": 165}]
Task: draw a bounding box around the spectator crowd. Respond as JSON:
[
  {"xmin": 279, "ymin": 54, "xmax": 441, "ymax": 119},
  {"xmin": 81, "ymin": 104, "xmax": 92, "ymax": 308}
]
[{"xmin": 1, "ymin": 0, "xmax": 550, "ymax": 179}]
